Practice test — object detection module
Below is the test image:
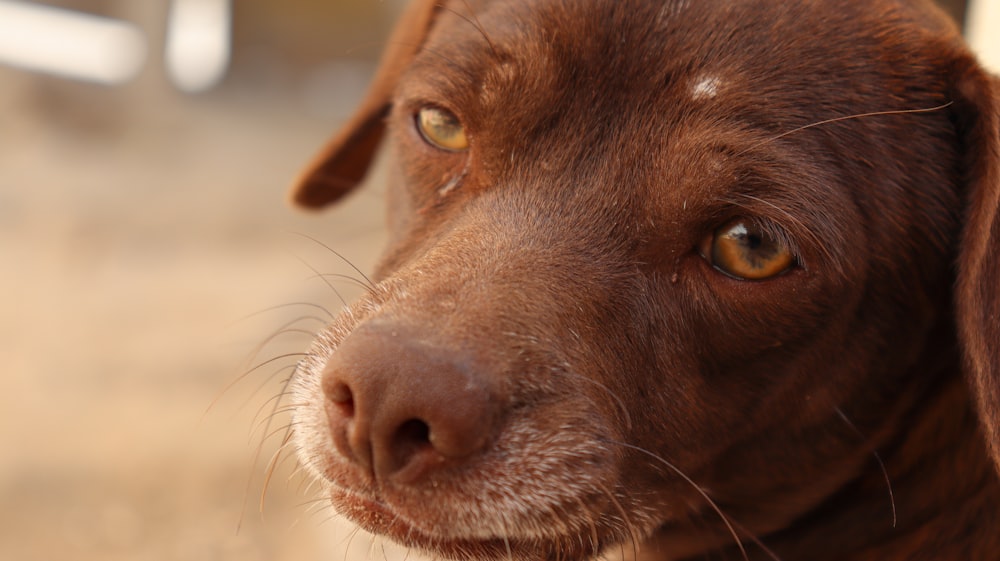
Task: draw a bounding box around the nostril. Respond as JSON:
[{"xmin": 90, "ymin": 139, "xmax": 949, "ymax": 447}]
[
  {"xmin": 390, "ymin": 419, "xmax": 434, "ymax": 477},
  {"xmin": 395, "ymin": 419, "xmax": 431, "ymax": 449},
  {"xmin": 326, "ymin": 380, "xmax": 355, "ymax": 418}
]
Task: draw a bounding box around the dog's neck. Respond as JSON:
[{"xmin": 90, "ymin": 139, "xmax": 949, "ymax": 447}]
[
  {"xmin": 761, "ymin": 370, "xmax": 1000, "ymax": 561},
  {"xmin": 631, "ymin": 343, "xmax": 1000, "ymax": 561}
]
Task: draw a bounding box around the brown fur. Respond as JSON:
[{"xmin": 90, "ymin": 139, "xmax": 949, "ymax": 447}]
[{"xmin": 288, "ymin": 1, "xmax": 1000, "ymax": 559}]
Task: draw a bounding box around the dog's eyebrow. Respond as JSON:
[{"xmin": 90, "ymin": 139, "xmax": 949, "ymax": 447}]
[
  {"xmin": 402, "ymin": 30, "xmax": 502, "ymax": 91},
  {"xmin": 439, "ymin": 2, "xmax": 500, "ymax": 59}
]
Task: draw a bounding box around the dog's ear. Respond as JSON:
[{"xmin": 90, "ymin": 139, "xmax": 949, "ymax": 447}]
[
  {"xmin": 952, "ymin": 60, "xmax": 1000, "ymax": 472},
  {"xmin": 290, "ymin": 0, "xmax": 441, "ymax": 208}
]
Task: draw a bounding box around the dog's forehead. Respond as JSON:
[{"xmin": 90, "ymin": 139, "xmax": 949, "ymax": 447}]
[
  {"xmin": 411, "ymin": 1, "xmax": 769, "ymax": 158},
  {"xmin": 412, "ymin": 2, "xmax": 795, "ymax": 166},
  {"xmin": 425, "ymin": 0, "xmax": 739, "ymax": 97},
  {"xmin": 410, "ymin": 0, "xmax": 956, "ymax": 179},
  {"xmin": 418, "ymin": 0, "xmax": 944, "ymax": 107}
]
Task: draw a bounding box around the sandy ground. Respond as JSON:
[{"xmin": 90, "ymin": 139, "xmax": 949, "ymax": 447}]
[{"xmin": 0, "ymin": 65, "xmax": 393, "ymax": 561}]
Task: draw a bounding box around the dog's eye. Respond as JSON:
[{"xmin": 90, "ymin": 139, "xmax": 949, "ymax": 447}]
[
  {"xmin": 416, "ymin": 107, "xmax": 468, "ymax": 151},
  {"xmin": 705, "ymin": 219, "xmax": 794, "ymax": 280}
]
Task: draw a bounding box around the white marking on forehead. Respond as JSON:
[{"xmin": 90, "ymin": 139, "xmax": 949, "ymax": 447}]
[
  {"xmin": 658, "ymin": 0, "xmax": 692, "ymax": 22},
  {"xmin": 691, "ymin": 75, "xmax": 723, "ymax": 100}
]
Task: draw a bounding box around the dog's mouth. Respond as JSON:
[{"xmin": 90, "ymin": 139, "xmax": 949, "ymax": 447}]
[
  {"xmin": 292, "ymin": 312, "xmax": 646, "ymax": 560},
  {"xmin": 328, "ymin": 485, "xmax": 623, "ymax": 561},
  {"xmin": 331, "ymin": 489, "xmax": 520, "ymax": 559}
]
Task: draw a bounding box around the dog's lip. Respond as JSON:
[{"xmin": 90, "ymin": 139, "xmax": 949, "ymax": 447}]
[
  {"xmin": 330, "ymin": 488, "xmax": 399, "ymax": 529},
  {"xmin": 331, "ymin": 486, "xmax": 484, "ymax": 543},
  {"xmin": 327, "ymin": 487, "xmax": 598, "ymax": 561}
]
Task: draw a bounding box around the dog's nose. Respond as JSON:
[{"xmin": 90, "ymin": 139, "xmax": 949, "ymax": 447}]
[{"xmin": 321, "ymin": 322, "xmax": 500, "ymax": 483}]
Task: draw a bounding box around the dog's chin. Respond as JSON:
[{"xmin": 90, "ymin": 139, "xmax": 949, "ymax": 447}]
[{"xmin": 329, "ymin": 488, "xmax": 614, "ymax": 561}]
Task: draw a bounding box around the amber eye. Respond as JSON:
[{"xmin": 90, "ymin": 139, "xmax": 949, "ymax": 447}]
[
  {"xmin": 705, "ymin": 219, "xmax": 795, "ymax": 280},
  {"xmin": 416, "ymin": 106, "xmax": 469, "ymax": 151}
]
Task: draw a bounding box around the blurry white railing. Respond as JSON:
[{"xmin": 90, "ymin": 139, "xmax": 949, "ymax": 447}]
[
  {"xmin": 0, "ymin": 1, "xmax": 146, "ymax": 85},
  {"xmin": 0, "ymin": 0, "xmax": 995, "ymax": 89},
  {"xmin": 165, "ymin": 0, "xmax": 231, "ymax": 92},
  {"xmin": 0, "ymin": 0, "xmax": 231, "ymax": 92}
]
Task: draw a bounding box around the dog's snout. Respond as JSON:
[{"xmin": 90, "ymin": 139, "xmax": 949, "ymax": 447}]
[{"xmin": 321, "ymin": 323, "xmax": 500, "ymax": 483}]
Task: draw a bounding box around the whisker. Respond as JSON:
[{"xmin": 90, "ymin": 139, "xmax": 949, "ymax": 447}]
[
  {"xmin": 739, "ymin": 102, "xmax": 953, "ymax": 155},
  {"xmin": 597, "ymin": 482, "xmax": 639, "ymax": 561},
  {"xmin": 600, "ymin": 439, "xmax": 750, "ymax": 561},
  {"xmin": 300, "ymin": 470, "xmax": 325, "ymax": 497},
  {"xmin": 205, "ymin": 331, "xmax": 314, "ymax": 418},
  {"xmin": 288, "ymin": 231, "xmax": 376, "ymax": 290},
  {"xmin": 501, "ymin": 330, "xmax": 635, "ymax": 432},
  {"xmin": 835, "ymin": 407, "xmax": 897, "ymax": 528},
  {"xmin": 311, "ymin": 272, "xmax": 380, "ymax": 294},
  {"xmin": 249, "ymin": 391, "xmax": 291, "ymax": 440},
  {"xmin": 211, "ymin": 352, "xmax": 307, "ymax": 413},
  {"xmin": 287, "ymin": 249, "xmax": 351, "ymax": 308},
  {"xmin": 251, "ymin": 402, "xmax": 302, "ymax": 441},
  {"xmin": 252, "ymin": 364, "xmax": 302, "ymax": 458},
  {"xmin": 240, "ymin": 359, "xmax": 305, "ymax": 526},
  {"xmin": 297, "ymin": 495, "xmax": 333, "ymax": 510},
  {"xmin": 260, "ymin": 426, "xmax": 298, "ymax": 513},
  {"xmin": 375, "ymin": 35, "xmax": 477, "ymax": 83},
  {"xmin": 366, "ymin": 525, "xmax": 379, "ymax": 561},
  {"xmin": 561, "ymin": 370, "xmax": 633, "ymax": 433},
  {"xmin": 229, "ymin": 301, "xmax": 334, "ymax": 325},
  {"xmin": 575, "ymin": 496, "xmax": 600, "ymax": 558},
  {"xmin": 238, "ymin": 422, "xmax": 295, "ymax": 530},
  {"xmin": 242, "ymin": 320, "xmax": 319, "ymax": 368},
  {"xmin": 246, "ymin": 367, "xmax": 298, "ymax": 427},
  {"xmin": 447, "ymin": 0, "xmax": 498, "ymax": 58},
  {"xmin": 726, "ymin": 517, "xmax": 784, "ymax": 561}
]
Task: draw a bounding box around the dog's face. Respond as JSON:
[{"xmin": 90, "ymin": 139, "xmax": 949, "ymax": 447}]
[{"xmin": 289, "ymin": 1, "xmax": 1000, "ymax": 560}]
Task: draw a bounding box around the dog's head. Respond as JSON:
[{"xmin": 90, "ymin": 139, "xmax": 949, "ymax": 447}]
[{"xmin": 288, "ymin": 0, "xmax": 999, "ymax": 559}]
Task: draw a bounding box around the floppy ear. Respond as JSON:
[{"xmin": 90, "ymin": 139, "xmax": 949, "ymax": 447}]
[
  {"xmin": 290, "ymin": 0, "xmax": 441, "ymax": 209},
  {"xmin": 953, "ymin": 61, "xmax": 1000, "ymax": 471}
]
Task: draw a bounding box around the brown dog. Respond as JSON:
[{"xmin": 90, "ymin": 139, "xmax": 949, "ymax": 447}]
[{"xmin": 286, "ymin": 0, "xmax": 1000, "ymax": 559}]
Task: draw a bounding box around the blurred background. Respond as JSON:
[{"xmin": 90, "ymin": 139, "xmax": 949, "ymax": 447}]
[
  {"xmin": 0, "ymin": 1, "xmax": 399, "ymax": 560},
  {"xmin": 0, "ymin": 1, "xmax": 996, "ymax": 561}
]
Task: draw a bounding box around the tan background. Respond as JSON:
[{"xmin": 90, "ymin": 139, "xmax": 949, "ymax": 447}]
[
  {"xmin": 0, "ymin": 2, "xmax": 396, "ymax": 560},
  {"xmin": 0, "ymin": 1, "xmax": 989, "ymax": 561}
]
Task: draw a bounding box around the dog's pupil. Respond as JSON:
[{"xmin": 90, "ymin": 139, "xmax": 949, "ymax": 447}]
[{"xmin": 745, "ymin": 233, "xmax": 763, "ymax": 250}]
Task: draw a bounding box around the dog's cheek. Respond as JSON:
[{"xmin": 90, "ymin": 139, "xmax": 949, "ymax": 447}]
[
  {"xmin": 613, "ymin": 270, "xmax": 853, "ymax": 454},
  {"xmin": 382, "ymin": 162, "xmax": 416, "ymax": 254}
]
